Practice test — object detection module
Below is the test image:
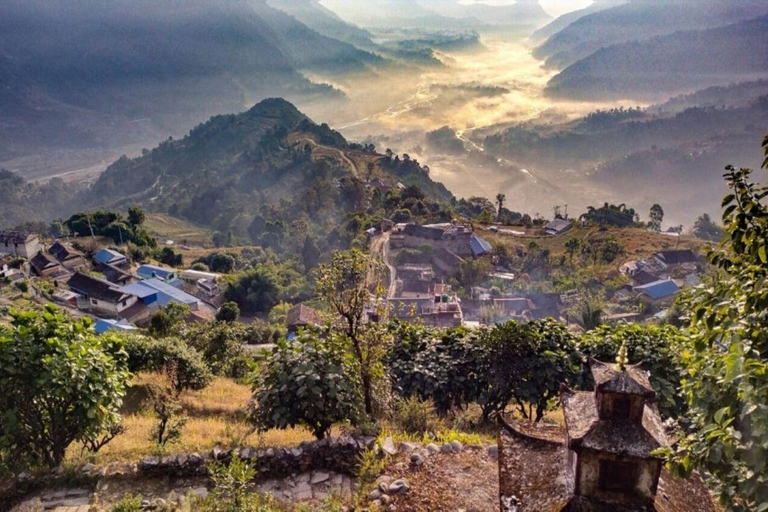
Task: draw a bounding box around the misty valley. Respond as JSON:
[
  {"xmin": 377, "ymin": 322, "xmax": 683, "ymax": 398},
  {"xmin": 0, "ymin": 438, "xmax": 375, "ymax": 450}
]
[{"xmin": 2, "ymin": 1, "xmax": 768, "ymax": 512}]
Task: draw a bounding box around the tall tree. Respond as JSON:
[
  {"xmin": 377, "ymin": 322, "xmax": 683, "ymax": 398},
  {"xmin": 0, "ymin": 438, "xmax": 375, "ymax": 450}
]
[
  {"xmin": 564, "ymin": 237, "xmax": 581, "ymax": 265},
  {"xmin": 665, "ymin": 139, "xmax": 768, "ymax": 511},
  {"xmin": 649, "ymin": 203, "xmax": 664, "ymax": 231},
  {"xmin": 315, "ymin": 249, "xmax": 389, "ymax": 417},
  {"xmin": 496, "ymin": 193, "xmax": 506, "ymax": 222}
]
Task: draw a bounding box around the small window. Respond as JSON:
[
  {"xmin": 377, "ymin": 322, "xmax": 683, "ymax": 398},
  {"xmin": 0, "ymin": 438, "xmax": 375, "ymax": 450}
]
[
  {"xmin": 91, "ymin": 299, "xmax": 98, "ymax": 305},
  {"xmin": 614, "ymin": 397, "xmax": 632, "ymax": 419},
  {"xmin": 599, "ymin": 460, "xmax": 638, "ymax": 492}
]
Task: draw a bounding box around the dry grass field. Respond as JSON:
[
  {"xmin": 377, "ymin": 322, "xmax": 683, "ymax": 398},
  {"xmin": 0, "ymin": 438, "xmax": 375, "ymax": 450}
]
[{"xmin": 69, "ymin": 374, "xmax": 318, "ymax": 465}]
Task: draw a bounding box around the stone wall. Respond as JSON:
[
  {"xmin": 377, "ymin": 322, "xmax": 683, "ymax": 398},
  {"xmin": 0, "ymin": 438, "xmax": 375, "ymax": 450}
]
[{"xmin": 138, "ymin": 436, "xmax": 375, "ymax": 479}]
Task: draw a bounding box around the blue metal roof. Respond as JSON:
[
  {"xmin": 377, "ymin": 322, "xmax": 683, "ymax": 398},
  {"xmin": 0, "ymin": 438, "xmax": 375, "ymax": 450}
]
[
  {"xmin": 140, "ymin": 278, "xmax": 199, "ymax": 306},
  {"xmin": 635, "ymin": 280, "xmax": 680, "ymax": 300},
  {"xmin": 120, "ymin": 282, "xmax": 160, "ymax": 300},
  {"xmin": 138, "ymin": 264, "xmax": 176, "ymax": 280},
  {"xmin": 94, "ymin": 248, "xmax": 126, "ymax": 265},
  {"xmin": 94, "ymin": 318, "xmax": 137, "ymax": 334},
  {"xmin": 470, "ymin": 235, "xmax": 492, "ymax": 257}
]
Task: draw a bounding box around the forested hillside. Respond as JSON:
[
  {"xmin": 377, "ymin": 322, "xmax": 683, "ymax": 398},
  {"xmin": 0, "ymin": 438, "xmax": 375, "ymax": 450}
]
[
  {"xmin": 545, "ymin": 14, "xmax": 768, "ymax": 100},
  {"xmin": 533, "ymin": 0, "xmax": 768, "ymax": 70},
  {"xmin": 528, "ymin": 0, "xmax": 624, "ymax": 46},
  {"xmin": 85, "ymin": 98, "xmax": 450, "ymax": 259},
  {"xmin": 266, "ymin": 0, "xmax": 376, "ymax": 48}
]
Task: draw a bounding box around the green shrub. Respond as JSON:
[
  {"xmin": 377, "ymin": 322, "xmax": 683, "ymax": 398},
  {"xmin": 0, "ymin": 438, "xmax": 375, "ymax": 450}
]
[
  {"xmin": 110, "ymin": 494, "xmax": 142, "ymax": 512},
  {"xmin": 122, "ymin": 335, "xmax": 212, "ymax": 392},
  {"xmin": 0, "ymin": 306, "xmax": 131, "ymax": 468},
  {"xmin": 394, "ymin": 397, "xmax": 442, "ymax": 435},
  {"xmin": 251, "ymin": 331, "xmax": 361, "ymax": 439},
  {"xmin": 183, "ymin": 322, "xmax": 251, "ymax": 378},
  {"xmin": 194, "ymin": 454, "xmax": 282, "ymax": 512}
]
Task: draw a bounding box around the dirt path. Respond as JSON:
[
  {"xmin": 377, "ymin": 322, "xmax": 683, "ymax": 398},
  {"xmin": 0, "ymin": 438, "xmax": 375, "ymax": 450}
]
[{"xmin": 389, "ymin": 448, "xmax": 499, "ymax": 512}]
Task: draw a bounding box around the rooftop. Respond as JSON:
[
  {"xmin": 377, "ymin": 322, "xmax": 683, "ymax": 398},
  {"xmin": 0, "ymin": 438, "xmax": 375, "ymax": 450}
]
[
  {"xmin": 49, "ymin": 241, "xmax": 84, "ymax": 261},
  {"xmin": 470, "ymin": 234, "xmax": 492, "ymax": 256},
  {"xmin": 94, "ymin": 248, "xmax": 127, "ymax": 265},
  {"xmin": 635, "ymin": 279, "xmax": 681, "ymax": 300},
  {"xmin": 122, "ymin": 279, "xmax": 199, "ymax": 306},
  {"xmin": 68, "ymin": 272, "xmax": 133, "ymax": 303},
  {"xmin": 0, "ymin": 230, "xmax": 36, "ymax": 245},
  {"xmin": 590, "ymin": 360, "xmax": 656, "ymax": 398},
  {"xmin": 655, "ymin": 250, "xmax": 697, "ymax": 265},
  {"xmin": 286, "ymin": 304, "xmax": 322, "ymax": 329}
]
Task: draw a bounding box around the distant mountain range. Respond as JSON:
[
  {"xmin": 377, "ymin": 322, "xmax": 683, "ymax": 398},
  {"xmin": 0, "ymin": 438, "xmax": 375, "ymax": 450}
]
[
  {"xmin": 266, "ymin": 0, "xmax": 376, "ymax": 49},
  {"xmin": 534, "ymin": 0, "xmax": 768, "ymax": 70},
  {"xmin": 0, "ymin": 0, "xmax": 383, "ymax": 160},
  {"xmin": 545, "ymin": 13, "xmax": 768, "ymax": 101},
  {"xmin": 529, "ymin": 0, "xmax": 625, "ymax": 46}
]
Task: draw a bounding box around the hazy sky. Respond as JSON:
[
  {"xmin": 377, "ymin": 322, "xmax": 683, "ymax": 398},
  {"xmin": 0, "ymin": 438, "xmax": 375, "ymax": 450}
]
[{"xmin": 456, "ymin": 0, "xmax": 594, "ymax": 17}]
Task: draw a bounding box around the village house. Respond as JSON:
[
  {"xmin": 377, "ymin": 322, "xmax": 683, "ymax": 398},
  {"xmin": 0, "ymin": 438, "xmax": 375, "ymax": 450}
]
[
  {"xmin": 93, "ymin": 248, "xmax": 129, "ymax": 269},
  {"xmin": 94, "ymin": 318, "xmax": 139, "ymax": 335},
  {"xmin": 493, "ymin": 298, "xmax": 536, "ymax": 322},
  {"xmin": 119, "ymin": 278, "xmax": 201, "ymax": 311},
  {"xmin": 30, "ymin": 252, "xmax": 67, "ymax": 279},
  {"xmin": 497, "ymin": 357, "xmax": 716, "ymax": 511},
  {"xmin": 0, "ymin": 230, "xmax": 41, "ymax": 260},
  {"xmin": 68, "ymin": 271, "xmax": 140, "ymax": 318},
  {"xmin": 390, "ymin": 221, "xmax": 492, "ymax": 260},
  {"xmin": 286, "ymin": 304, "xmax": 323, "ymax": 338},
  {"xmin": 634, "ymin": 279, "xmax": 681, "ymax": 308},
  {"xmin": 49, "ymin": 241, "xmax": 87, "ymax": 272},
  {"xmin": 137, "ymin": 264, "xmax": 179, "ymax": 285},
  {"xmin": 653, "ymin": 249, "xmax": 697, "ymax": 270},
  {"xmin": 544, "ymin": 218, "xmax": 573, "ymax": 236}
]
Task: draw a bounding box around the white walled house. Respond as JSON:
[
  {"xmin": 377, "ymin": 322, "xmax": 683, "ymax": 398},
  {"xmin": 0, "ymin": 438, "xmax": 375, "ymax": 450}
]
[{"xmin": 0, "ymin": 231, "xmax": 41, "ymax": 260}]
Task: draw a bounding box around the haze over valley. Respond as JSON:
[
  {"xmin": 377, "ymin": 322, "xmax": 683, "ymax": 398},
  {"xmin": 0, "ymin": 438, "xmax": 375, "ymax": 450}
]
[{"xmin": 2, "ymin": 0, "xmax": 767, "ymax": 227}]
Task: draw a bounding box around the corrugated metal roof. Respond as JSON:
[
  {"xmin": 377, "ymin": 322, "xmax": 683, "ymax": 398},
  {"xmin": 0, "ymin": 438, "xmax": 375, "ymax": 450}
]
[
  {"xmin": 635, "ymin": 279, "xmax": 680, "ymax": 300},
  {"xmin": 470, "ymin": 235, "xmax": 492, "ymax": 256},
  {"xmin": 94, "ymin": 248, "xmax": 127, "ymax": 264}
]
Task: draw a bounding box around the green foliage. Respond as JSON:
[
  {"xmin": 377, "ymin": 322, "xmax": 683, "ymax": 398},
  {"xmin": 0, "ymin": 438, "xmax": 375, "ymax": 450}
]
[
  {"xmin": 196, "ymin": 252, "xmax": 238, "ymax": 273},
  {"xmin": 158, "ymin": 247, "xmax": 183, "ymax": 267},
  {"xmin": 315, "ymin": 249, "xmax": 390, "ymax": 418},
  {"xmin": 148, "ymin": 303, "xmax": 190, "ymax": 338},
  {"xmin": 110, "ymin": 494, "xmax": 142, "ymax": 512},
  {"xmin": 64, "ymin": 209, "xmax": 156, "ymax": 247},
  {"xmin": 184, "ymin": 322, "xmax": 250, "ymax": 378},
  {"xmin": 251, "ymin": 331, "xmax": 362, "ymax": 439},
  {"xmin": 480, "ymin": 319, "xmax": 585, "ymax": 422},
  {"xmin": 387, "ymin": 323, "xmax": 487, "ymax": 415},
  {"xmin": 579, "ymin": 202, "xmax": 637, "ymax": 227},
  {"xmin": 649, "ymin": 203, "xmax": 664, "ymax": 232},
  {"xmin": 0, "ymin": 306, "xmax": 131, "ymax": 468},
  {"xmin": 200, "ymin": 454, "xmax": 275, "ymax": 512},
  {"xmin": 394, "ymin": 397, "xmax": 442, "ymax": 435},
  {"xmin": 225, "ymin": 266, "xmax": 281, "ymax": 315},
  {"xmin": 122, "ymin": 335, "xmax": 212, "ymax": 392},
  {"xmin": 581, "ymin": 324, "xmax": 687, "ymax": 417},
  {"xmin": 216, "ymin": 302, "xmax": 240, "ymax": 323},
  {"xmin": 663, "ymin": 151, "xmax": 768, "ymax": 512},
  {"xmin": 692, "ymin": 212, "xmax": 724, "ymax": 241}
]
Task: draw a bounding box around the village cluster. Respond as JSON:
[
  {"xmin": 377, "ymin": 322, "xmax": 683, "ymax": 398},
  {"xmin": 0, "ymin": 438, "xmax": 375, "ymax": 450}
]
[{"xmin": 0, "ymin": 230, "xmax": 223, "ymax": 333}]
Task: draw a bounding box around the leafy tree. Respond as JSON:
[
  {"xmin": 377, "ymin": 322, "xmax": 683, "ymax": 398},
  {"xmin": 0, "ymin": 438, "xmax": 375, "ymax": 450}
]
[
  {"xmin": 121, "ymin": 335, "xmax": 212, "ymax": 392},
  {"xmin": 649, "ymin": 203, "xmax": 664, "ymax": 231},
  {"xmin": 0, "ymin": 306, "xmax": 131, "ymax": 467},
  {"xmin": 216, "ymin": 301, "xmax": 240, "ymax": 323},
  {"xmin": 315, "ymin": 249, "xmax": 389, "ymax": 417},
  {"xmin": 572, "ymin": 292, "xmax": 604, "ymax": 330},
  {"xmin": 664, "ymin": 151, "xmax": 768, "ymax": 511},
  {"xmin": 579, "ymin": 202, "xmax": 637, "ymax": 227},
  {"xmin": 127, "ymin": 205, "xmax": 146, "ymax": 227},
  {"xmin": 251, "ymin": 331, "xmax": 361, "ymax": 439},
  {"xmin": 564, "ymin": 237, "xmax": 581, "ymax": 265},
  {"xmin": 225, "ymin": 266, "xmax": 280, "ymax": 315},
  {"xmin": 184, "ymin": 322, "xmax": 250, "ymax": 378},
  {"xmin": 158, "ymin": 247, "xmax": 183, "ymax": 267},
  {"xmin": 480, "ymin": 320, "xmax": 584, "ymax": 422},
  {"xmin": 692, "ymin": 213, "xmax": 724, "ymax": 241},
  {"xmin": 301, "ymin": 236, "xmax": 321, "ymax": 271},
  {"xmin": 496, "ymin": 193, "xmax": 506, "ymax": 221},
  {"xmin": 148, "ymin": 303, "xmax": 190, "ymax": 338}
]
